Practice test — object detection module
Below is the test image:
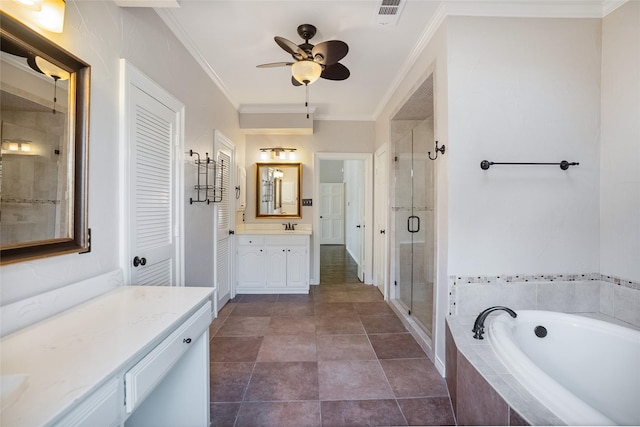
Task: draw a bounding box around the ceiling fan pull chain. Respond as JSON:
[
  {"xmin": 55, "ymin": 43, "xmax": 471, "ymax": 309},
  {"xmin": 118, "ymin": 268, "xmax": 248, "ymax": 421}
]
[{"xmin": 306, "ymin": 84, "xmax": 310, "ymax": 119}]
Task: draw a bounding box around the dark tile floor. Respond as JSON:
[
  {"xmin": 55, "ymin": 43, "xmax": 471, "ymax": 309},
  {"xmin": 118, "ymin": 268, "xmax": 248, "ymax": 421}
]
[{"xmin": 209, "ymin": 245, "xmax": 455, "ymax": 426}]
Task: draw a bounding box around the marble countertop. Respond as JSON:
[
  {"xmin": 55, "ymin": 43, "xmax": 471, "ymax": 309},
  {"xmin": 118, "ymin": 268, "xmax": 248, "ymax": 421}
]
[
  {"xmin": 235, "ymin": 224, "xmax": 312, "ymax": 235},
  {"xmin": 236, "ymin": 229, "xmax": 312, "ymax": 235},
  {"xmin": 0, "ymin": 286, "xmax": 213, "ymax": 427}
]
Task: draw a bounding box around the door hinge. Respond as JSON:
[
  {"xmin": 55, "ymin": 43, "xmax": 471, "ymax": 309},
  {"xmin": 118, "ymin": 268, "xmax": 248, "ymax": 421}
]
[{"xmin": 394, "ymin": 280, "xmax": 397, "ymax": 287}]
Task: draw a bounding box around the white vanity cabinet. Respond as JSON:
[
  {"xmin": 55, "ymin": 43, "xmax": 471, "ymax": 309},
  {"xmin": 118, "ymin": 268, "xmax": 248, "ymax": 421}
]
[
  {"xmin": 236, "ymin": 234, "xmax": 310, "ymax": 293},
  {"xmin": 0, "ymin": 287, "xmax": 213, "ymax": 427},
  {"xmin": 237, "ymin": 237, "xmax": 266, "ymax": 288}
]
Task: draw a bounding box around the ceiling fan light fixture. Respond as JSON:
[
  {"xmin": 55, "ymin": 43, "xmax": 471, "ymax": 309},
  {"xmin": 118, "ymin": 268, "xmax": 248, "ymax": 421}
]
[
  {"xmin": 291, "ymin": 60, "xmax": 322, "ymax": 85},
  {"xmin": 34, "ymin": 56, "xmax": 70, "ymax": 80}
]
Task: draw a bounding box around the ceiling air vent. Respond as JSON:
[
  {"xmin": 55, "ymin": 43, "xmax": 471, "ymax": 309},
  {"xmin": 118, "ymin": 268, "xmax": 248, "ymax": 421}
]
[{"xmin": 375, "ymin": 0, "xmax": 405, "ymax": 26}]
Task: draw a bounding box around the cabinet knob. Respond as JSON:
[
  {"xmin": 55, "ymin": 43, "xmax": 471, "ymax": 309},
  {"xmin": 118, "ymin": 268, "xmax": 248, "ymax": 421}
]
[
  {"xmin": 133, "ymin": 256, "xmax": 147, "ymax": 267},
  {"xmin": 183, "ymin": 338, "xmax": 192, "ymax": 344}
]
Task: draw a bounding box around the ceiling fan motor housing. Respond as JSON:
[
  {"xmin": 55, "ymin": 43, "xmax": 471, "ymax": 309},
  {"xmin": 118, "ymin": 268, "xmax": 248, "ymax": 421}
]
[{"xmin": 297, "ymin": 24, "xmax": 317, "ymax": 41}]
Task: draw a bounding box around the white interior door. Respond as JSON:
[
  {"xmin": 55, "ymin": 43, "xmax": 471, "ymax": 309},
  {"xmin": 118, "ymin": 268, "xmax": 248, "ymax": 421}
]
[
  {"xmin": 121, "ymin": 60, "xmax": 184, "ymax": 286},
  {"xmin": 319, "ymin": 183, "xmax": 344, "ymax": 244},
  {"xmin": 374, "ymin": 144, "xmax": 389, "ymax": 296},
  {"xmin": 214, "ymin": 131, "xmax": 235, "ymax": 307}
]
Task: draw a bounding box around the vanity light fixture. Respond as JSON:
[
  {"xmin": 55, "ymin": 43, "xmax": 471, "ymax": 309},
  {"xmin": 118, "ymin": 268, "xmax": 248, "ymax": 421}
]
[
  {"xmin": 14, "ymin": 0, "xmax": 43, "ymax": 10},
  {"xmin": 2, "ymin": 140, "xmax": 32, "ymax": 154},
  {"xmin": 3, "ymin": 0, "xmax": 65, "ymax": 32},
  {"xmin": 259, "ymin": 147, "xmax": 297, "ymax": 161}
]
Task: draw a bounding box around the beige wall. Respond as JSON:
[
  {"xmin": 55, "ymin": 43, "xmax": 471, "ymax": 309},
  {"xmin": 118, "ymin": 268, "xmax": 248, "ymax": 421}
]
[
  {"xmin": 0, "ymin": 1, "xmax": 244, "ymax": 303},
  {"xmin": 242, "ymin": 120, "xmax": 374, "ymax": 225}
]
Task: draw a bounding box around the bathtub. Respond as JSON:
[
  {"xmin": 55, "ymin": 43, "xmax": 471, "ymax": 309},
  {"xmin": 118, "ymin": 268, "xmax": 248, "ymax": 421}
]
[{"xmin": 488, "ymin": 310, "xmax": 640, "ymax": 426}]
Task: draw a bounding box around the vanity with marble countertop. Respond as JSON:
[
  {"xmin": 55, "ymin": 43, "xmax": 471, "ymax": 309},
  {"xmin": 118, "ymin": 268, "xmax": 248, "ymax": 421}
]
[{"xmin": 0, "ymin": 286, "xmax": 214, "ymax": 427}]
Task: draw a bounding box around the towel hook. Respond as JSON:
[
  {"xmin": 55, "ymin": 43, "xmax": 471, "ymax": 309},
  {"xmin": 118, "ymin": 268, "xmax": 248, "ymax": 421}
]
[{"xmin": 428, "ymin": 141, "xmax": 445, "ymax": 161}]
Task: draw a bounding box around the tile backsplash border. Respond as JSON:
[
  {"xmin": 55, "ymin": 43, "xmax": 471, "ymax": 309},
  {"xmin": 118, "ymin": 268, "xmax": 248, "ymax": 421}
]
[{"xmin": 448, "ymin": 272, "xmax": 640, "ymax": 327}]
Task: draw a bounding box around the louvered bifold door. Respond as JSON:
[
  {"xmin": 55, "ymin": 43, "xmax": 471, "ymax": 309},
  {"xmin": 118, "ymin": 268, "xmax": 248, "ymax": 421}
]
[
  {"xmin": 216, "ymin": 149, "xmax": 232, "ymax": 300},
  {"xmin": 129, "ymin": 86, "xmax": 177, "ymax": 286}
]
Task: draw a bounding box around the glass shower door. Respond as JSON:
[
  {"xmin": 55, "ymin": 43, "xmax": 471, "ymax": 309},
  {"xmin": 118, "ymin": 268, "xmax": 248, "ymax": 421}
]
[
  {"xmin": 394, "ymin": 130, "xmax": 414, "ymax": 312},
  {"xmin": 393, "ymin": 121, "xmax": 435, "ymax": 339}
]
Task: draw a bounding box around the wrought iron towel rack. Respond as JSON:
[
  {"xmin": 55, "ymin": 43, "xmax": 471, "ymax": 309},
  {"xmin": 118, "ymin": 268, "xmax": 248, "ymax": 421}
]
[{"xmin": 480, "ymin": 160, "xmax": 579, "ymax": 170}]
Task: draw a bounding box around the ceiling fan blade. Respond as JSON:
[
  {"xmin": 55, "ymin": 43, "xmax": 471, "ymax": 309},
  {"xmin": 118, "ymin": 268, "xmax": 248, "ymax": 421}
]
[
  {"xmin": 291, "ymin": 76, "xmax": 303, "ymax": 87},
  {"xmin": 256, "ymin": 62, "xmax": 293, "ymax": 68},
  {"xmin": 275, "ymin": 36, "xmax": 308, "ymax": 60},
  {"xmin": 312, "ymin": 40, "xmax": 348, "ymax": 65},
  {"xmin": 321, "ymin": 63, "xmax": 350, "ymax": 81}
]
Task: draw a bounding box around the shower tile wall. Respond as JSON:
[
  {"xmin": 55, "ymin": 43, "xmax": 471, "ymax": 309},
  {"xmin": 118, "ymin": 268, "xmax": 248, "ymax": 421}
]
[
  {"xmin": 449, "ymin": 273, "xmax": 640, "ymax": 327},
  {"xmin": 1, "ymin": 112, "xmax": 67, "ymax": 245}
]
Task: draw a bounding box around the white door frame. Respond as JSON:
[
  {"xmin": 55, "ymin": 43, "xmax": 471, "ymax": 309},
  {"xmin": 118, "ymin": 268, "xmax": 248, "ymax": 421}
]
[
  {"xmin": 374, "ymin": 143, "xmax": 390, "ymax": 299},
  {"xmin": 313, "ymin": 152, "xmax": 373, "ymax": 285},
  {"xmin": 119, "ymin": 59, "xmax": 185, "ymax": 286},
  {"xmin": 214, "ymin": 130, "xmax": 236, "ymax": 306}
]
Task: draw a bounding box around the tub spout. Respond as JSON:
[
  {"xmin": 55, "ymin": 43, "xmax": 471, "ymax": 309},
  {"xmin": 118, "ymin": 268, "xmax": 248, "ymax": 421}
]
[{"xmin": 472, "ymin": 306, "xmax": 517, "ymax": 340}]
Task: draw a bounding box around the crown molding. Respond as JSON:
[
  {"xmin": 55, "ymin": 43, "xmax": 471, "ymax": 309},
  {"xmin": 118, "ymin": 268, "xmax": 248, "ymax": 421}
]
[
  {"xmin": 443, "ymin": 1, "xmax": 607, "ymax": 19},
  {"xmin": 602, "ymin": 0, "xmax": 628, "ymax": 16},
  {"xmin": 371, "ymin": 2, "xmax": 447, "ymax": 121},
  {"xmin": 155, "ymin": 8, "xmax": 238, "ymax": 109}
]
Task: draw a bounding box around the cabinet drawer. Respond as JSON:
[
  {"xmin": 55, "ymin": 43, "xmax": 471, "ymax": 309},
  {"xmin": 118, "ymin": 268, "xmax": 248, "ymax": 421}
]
[
  {"xmin": 55, "ymin": 378, "xmax": 120, "ymax": 427},
  {"xmin": 125, "ymin": 301, "xmax": 211, "ymax": 413},
  {"xmin": 237, "ymin": 236, "xmax": 265, "ymax": 246}
]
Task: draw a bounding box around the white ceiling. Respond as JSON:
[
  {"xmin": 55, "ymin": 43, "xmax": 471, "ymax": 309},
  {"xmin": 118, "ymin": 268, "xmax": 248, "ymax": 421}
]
[{"xmin": 151, "ymin": 0, "xmax": 621, "ymax": 121}]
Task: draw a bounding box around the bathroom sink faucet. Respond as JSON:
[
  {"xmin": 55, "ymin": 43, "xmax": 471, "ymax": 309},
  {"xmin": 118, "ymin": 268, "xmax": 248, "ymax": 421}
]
[
  {"xmin": 472, "ymin": 306, "xmax": 517, "ymax": 339},
  {"xmin": 282, "ymin": 222, "xmax": 297, "ymax": 231}
]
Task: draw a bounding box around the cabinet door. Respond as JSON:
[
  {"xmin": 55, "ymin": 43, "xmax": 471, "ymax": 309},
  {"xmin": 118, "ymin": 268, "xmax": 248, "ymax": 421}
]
[
  {"xmin": 265, "ymin": 246, "xmax": 287, "ymax": 288},
  {"xmin": 286, "ymin": 246, "xmax": 307, "ymax": 288},
  {"xmin": 237, "ymin": 245, "xmax": 265, "ymax": 288}
]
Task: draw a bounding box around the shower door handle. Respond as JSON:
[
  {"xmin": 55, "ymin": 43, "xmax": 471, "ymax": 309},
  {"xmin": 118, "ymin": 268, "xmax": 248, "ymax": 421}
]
[{"xmin": 407, "ymin": 215, "xmax": 420, "ymax": 233}]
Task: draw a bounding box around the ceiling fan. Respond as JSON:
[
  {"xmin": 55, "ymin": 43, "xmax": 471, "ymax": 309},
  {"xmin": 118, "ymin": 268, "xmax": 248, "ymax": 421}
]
[{"xmin": 257, "ymin": 24, "xmax": 350, "ymax": 87}]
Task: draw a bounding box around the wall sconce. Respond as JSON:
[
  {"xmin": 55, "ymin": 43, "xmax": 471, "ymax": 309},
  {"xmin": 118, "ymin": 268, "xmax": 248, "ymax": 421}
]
[
  {"xmin": 259, "ymin": 147, "xmax": 297, "ymax": 161},
  {"xmin": 1, "ymin": 0, "xmax": 66, "ymax": 33}
]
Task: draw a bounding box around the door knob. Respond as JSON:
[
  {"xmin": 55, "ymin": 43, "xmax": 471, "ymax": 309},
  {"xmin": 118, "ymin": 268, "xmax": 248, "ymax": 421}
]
[
  {"xmin": 133, "ymin": 256, "xmax": 147, "ymax": 267},
  {"xmin": 380, "ymin": 229, "xmax": 386, "ymax": 234},
  {"xmin": 356, "ymin": 225, "xmax": 361, "ymax": 228}
]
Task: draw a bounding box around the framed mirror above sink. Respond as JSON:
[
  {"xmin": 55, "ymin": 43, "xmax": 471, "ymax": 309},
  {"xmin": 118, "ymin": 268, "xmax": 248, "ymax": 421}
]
[
  {"xmin": 256, "ymin": 162, "xmax": 301, "ymax": 218},
  {"xmin": 1, "ymin": 12, "xmax": 91, "ymax": 265}
]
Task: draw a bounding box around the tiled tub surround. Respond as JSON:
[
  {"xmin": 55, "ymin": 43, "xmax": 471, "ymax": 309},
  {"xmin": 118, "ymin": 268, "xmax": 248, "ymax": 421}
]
[
  {"xmin": 445, "ymin": 313, "xmax": 640, "ymax": 426},
  {"xmin": 449, "ymin": 273, "xmax": 640, "ymax": 328}
]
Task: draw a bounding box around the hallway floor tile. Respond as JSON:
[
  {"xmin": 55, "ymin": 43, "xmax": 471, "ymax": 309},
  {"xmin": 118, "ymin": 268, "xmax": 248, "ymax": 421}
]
[{"xmin": 210, "ymin": 245, "xmax": 455, "ymax": 426}]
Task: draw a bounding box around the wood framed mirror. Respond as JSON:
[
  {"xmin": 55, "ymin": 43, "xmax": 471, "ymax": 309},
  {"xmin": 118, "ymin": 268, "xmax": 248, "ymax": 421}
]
[
  {"xmin": 1, "ymin": 12, "xmax": 91, "ymax": 265},
  {"xmin": 256, "ymin": 162, "xmax": 301, "ymax": 218}
]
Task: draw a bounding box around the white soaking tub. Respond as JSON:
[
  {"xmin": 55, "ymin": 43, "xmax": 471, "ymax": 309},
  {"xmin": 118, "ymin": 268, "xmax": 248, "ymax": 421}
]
[{"xmin": 488, "ymin": 310, "xmax": 640, "ymax": 426}]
